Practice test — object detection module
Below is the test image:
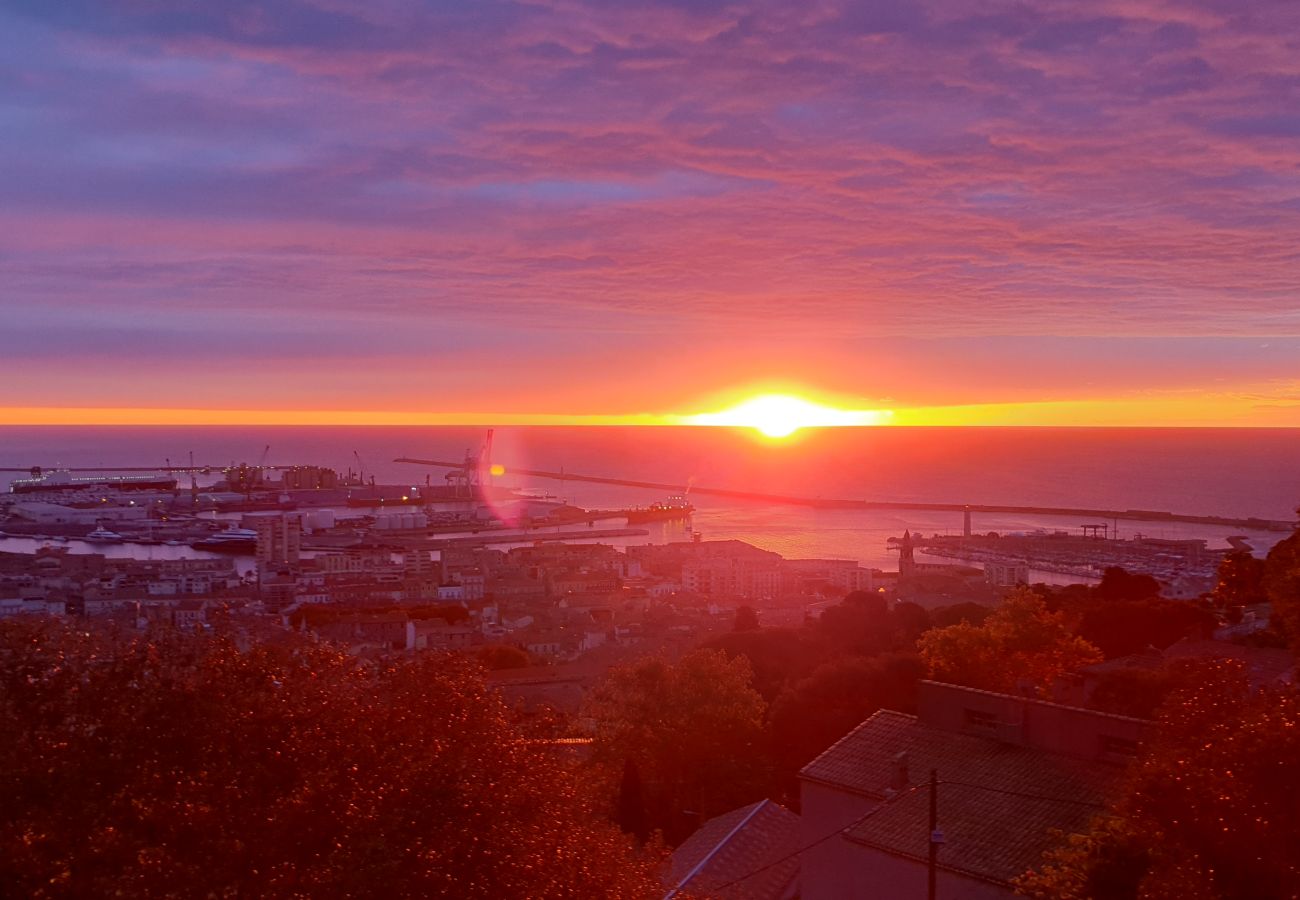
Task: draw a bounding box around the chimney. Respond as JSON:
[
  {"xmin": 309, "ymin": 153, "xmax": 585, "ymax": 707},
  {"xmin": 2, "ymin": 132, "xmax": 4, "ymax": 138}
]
[{"xmin": 891, "ymin": 751, "xmax": 910, "ymax": 792}]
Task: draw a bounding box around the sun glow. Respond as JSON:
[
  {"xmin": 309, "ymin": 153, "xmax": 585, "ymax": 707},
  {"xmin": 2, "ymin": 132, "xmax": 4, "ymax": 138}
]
[{"xmin": 682, "ymin": 394, "xmax": 892, "ymax": 437}]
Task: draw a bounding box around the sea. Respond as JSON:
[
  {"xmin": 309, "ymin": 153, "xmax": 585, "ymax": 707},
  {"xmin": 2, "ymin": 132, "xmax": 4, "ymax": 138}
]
[{"xmin": 2, "ymin": 427, "xmax": 1298, "ymax": 576}]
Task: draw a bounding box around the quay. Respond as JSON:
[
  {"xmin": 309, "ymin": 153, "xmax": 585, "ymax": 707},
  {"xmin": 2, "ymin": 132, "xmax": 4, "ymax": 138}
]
[{"xmin": 390, "ymin": 526, "xmax": 650, "ymax": 550}]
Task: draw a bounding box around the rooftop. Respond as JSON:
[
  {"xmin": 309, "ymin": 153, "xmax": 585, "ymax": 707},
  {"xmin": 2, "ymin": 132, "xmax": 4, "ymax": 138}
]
[
  {"xmin": 802, "ymin": 709, "xmax": 1122, "ymax": 887},
  {"xmin": 667, "ymin": 799, "xmax": 800, "ymax": 900}
]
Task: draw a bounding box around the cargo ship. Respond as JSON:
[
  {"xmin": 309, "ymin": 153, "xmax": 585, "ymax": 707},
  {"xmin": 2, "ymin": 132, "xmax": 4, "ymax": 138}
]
[
  {"xmin": 9, "ymin": 470, "xmax": 177, "ymax": 494},
  {"xmin": 625, "ymin": 496, "xmax": 694, "ymax": 523}
]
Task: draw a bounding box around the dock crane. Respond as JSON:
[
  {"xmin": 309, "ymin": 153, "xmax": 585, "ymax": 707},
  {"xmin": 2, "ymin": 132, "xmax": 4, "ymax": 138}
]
[
  {"xmin": 241, "ymin": 445, "xmax": 271, "ymax": 499},
  {"xmin": 445, "ymin": 429, "xmax": 495, "ymax": 499},
  {"xmin": 353, "ymin": 450, "xmax": 375, "ymax": 490}
]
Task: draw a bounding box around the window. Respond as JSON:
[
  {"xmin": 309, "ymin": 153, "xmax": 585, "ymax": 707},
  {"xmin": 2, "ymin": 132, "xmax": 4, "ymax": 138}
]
[
  {"xmin": 1100, "ymin": 735, "xmax": 1139, "ymax": 760},
  {"xmin": 963, "ymin": 708, "xmax": 999, "ymax": 735}
]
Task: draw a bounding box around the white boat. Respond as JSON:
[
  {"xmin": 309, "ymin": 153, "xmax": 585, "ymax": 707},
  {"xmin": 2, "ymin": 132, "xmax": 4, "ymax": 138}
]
[
  {"xmin": 190, "ymin": 527, "xmax": 258, "ymax": 553},
  {"xmin": 84, "ymin": 527, "xmax": 123, "ymax": 543}
]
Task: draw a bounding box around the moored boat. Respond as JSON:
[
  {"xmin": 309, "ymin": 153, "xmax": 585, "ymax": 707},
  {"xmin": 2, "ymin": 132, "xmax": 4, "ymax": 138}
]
[{"xmin": 190, "ymin": 527, "xmax": 258, "ymax": 554}]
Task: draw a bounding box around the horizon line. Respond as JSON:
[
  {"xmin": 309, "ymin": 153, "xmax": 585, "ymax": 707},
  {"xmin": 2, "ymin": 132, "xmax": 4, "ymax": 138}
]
[{"xmin": 1, "ymin": 401, "xmax": 1298, "ymax": 429}]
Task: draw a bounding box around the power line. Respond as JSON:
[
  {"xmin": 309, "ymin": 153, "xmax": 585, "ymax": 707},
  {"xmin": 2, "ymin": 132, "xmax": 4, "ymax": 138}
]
[
  {"xmin": 937, "ymin": 780, "xmax": 1108, "ymax": 809},
  {"xmin": 700, "ymin": 777, "xmax": 1106, "ymax": 894},
  {"xmin": 704, "ymin": 784, "xmax": 925, "ymax": 893}
]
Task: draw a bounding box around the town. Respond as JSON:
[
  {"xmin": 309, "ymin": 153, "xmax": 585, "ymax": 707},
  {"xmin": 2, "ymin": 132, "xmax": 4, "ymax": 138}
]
[
  {"xmin": 3, "ymin": 455, "xmax": 1256, "ymax": 669},
  {"xmin": 3, "ymin": 453, "xmax": 1297, "ymax": 898}
]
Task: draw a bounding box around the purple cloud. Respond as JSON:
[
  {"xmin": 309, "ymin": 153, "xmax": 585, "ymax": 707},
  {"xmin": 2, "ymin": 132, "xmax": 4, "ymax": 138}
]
[{"xmin": 0, "ymin": 0, "xmax": 1298, "ymax": 415}]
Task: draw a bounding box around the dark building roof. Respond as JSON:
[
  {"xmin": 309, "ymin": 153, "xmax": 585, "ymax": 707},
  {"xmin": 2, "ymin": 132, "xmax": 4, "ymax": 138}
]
[
  {"xmin": 802, "ymin": 709, "xmax": 1123, "ymax": 887},
  {"xmin": 667, "ymin": 799, "xmax": 800, "ymax": 899},
  {"xmin": 846, "ymin": 778, "xmax": 1101, "ymax": 887}
]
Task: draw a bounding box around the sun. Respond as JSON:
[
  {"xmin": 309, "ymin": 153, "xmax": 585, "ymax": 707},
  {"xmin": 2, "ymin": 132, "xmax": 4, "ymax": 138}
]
[{"xmin": 683, "ymin": 393, "xmax": 891, "ymax": 437}]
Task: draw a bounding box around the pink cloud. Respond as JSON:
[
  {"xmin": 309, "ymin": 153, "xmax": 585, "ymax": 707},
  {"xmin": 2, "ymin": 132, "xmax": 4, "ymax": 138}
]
[{"xmin": 0, "ymin": 0, "xmax": 1297, "ymax": 415}]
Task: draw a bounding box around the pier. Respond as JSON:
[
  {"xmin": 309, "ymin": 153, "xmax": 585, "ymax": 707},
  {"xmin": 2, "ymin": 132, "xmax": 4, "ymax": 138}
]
[{"xmin": 394, "ymin": 457, "xmax": 1298, "ymax": 532}]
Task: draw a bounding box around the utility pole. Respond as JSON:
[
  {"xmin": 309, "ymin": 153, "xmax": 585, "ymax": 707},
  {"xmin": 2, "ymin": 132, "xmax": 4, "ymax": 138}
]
[{"xmin": 928, "ymin": 769, "xmax": 940, "ymax": 900}]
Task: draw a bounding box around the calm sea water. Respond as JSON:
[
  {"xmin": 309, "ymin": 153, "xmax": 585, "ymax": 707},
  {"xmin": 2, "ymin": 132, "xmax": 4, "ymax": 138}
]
[{"xmin": 2, "ymin": 427, "xmax": 1297, "ymax": 568}]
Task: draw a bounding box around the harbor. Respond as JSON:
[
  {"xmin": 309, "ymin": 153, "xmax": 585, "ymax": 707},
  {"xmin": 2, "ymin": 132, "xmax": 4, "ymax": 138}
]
[
  {"xmin": 2, "ymin": 445, "xmax": 1292, "ymax": 582},
  {"xmin": 907, "ymin": 529, "xmax": 1224, "ymax": 587}
]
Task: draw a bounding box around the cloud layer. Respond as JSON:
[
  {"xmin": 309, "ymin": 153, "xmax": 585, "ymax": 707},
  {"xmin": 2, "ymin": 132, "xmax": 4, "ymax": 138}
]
[{"xmin": 1, "ymin": 0, "xmax": 1298, "ymax": 417}]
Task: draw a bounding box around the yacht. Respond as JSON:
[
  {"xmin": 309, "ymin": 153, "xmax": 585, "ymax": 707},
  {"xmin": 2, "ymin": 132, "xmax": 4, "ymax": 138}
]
[
  {"xmin": 190, "ymin": 527, "xmax": 258, "ymax": 554},
  {"xmin": 84, "ymin": 527, "xmax": 124, "ymax": 543}
]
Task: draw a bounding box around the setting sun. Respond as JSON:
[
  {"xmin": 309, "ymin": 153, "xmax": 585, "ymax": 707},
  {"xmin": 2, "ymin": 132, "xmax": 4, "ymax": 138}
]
[{"xmin": 682, "ymin": 394, "xmax": 892, "ymax": 437}]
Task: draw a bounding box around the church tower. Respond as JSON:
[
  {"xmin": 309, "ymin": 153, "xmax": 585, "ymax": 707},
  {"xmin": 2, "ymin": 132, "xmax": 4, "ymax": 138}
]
[{"xmin": 898, "ymin": 530, "xmax": 915, "ymax": 579}]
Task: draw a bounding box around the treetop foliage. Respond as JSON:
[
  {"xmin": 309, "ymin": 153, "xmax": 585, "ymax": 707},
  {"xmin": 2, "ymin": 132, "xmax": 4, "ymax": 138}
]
[
  {"xmin": 1017, "ymin": 660, "xmax": 1300, "ymax": 900},
  {"xmin": 583, "ymin": 649, "xmax": 769, "ymax": 845},
  {"xmin": 918, "ymin": 587, "xmax": 1103, "ymax": 696},
  {"xmin": 0, "ymin": 619, "xmax": 660, "ymax": 899},
  {"xmin": 1263, "ymin": 525, "xmax": 1300, "ymax": 654}
]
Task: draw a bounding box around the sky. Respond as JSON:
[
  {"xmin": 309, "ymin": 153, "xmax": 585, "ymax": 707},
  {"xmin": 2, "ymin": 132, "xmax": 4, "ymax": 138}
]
[{"xmin": 1, "ymin": 0, "xmax": 1298, "ymax": 426}]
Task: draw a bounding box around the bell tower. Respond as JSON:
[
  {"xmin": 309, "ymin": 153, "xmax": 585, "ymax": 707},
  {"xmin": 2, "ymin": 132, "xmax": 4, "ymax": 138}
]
[{"xmin": 898, "ymin": 530, "xmax": 915, "ymax": 579}]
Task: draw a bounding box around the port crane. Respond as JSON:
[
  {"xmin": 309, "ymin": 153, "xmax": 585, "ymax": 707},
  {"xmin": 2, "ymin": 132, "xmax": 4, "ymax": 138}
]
[{"xmin": 445, "ymin": 429, "xmax": 495, "ymax": 499}]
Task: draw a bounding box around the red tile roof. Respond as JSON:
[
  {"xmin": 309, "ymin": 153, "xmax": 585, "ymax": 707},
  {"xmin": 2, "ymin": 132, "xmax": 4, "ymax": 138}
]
[
  {"xmin": 803, "ymin": 710, "xmax": 1122, "ymax": 886},
  {"xmin": 667, "ymin": 800, "xmax": 800, "ymax": 899}
]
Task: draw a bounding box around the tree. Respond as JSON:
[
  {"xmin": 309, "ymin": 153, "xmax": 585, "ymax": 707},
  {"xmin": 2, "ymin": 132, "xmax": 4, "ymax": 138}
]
[
  {"xmin": 733, "ymin": 605, "xmax": 760, "ymax": 632},
  {"xmin": 0, "ymin": 619, "xmax": 661, "ymax": 899},
  {"xmin": 1017, "ymin": 661, "xmax": 1300, "ymax": 899},
  {"xmin": 918, "ymin": 587, "xmax": 1102, "ymax": 696},
  {"xmin": 1263, "ymin": 519, "xmax": 1300, "ymax": 653},
  {"xmin": 1014, "ymin": 815, "xmax": 1152, "ymax": 900},
  {"xmin": 617, "ymin": 758, "xmax": 649, "ymax": 843},
  {"xmin": 702, "ymin": 628, "xmax": 821, "ymax": 702},
  {"xmin": 767, "ymin": 654, "xmax": 924, "ymax": 792},
  {"xmin": 929, "ymin": 601, "xmax": 992, "ymax": 629},
  {"xmin": 1095, "ymin": 567, "xmax": 1161, "ymax": 603},
  {"xmin": 1075, "ymin": 598, "xmax": 1214, "ymax": 658},
  {"xmin": 1086, "ymin": 659, "xmax": 1214, "ymax": 720},
  {"xmin": 583, "ymin": 649, "xmax": 769, "ymax": 844},
  {"xmin": 477, "ymin": 643, "xmax": 531, "ymax": 669},
  {"xmin": 1210, "ymin": 549, "xmax": 1267, "ymax": 609},
  {"xmin": 891, "ymin": 600, "xmax": 931, "ymax": 644},
  {"xmin": 815, "ymin": 590, "xmax": 929, "ymax": 656}
]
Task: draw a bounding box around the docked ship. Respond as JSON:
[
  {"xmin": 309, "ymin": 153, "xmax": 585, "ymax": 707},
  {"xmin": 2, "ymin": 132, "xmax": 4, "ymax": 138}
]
[
  {"xmin": 190, "ymin": 527, "xmax": 258, "ymax": 554},
  {"xmin": 625, "ymin": 496, "xmax": 695, "ymax": 523},
  {"xmin": 83, "ymin": 527, "xmax": 124, "ymax": 543},
  {"xmin": 9, "ymin": 469, "xmax": 177, "ymax": 494}
]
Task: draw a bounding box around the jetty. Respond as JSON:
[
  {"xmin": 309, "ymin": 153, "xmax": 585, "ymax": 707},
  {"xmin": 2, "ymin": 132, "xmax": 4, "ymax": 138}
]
[{"xmin": 394, "ymin": 457, "xmax": 1298, "ymax": 532}]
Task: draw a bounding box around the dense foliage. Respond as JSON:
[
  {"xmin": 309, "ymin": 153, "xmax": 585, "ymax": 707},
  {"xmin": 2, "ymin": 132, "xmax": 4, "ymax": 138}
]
[
  {"xmin": 1085, "ymin": 659, "xmax": 1208, "ymax": 720},
  {"xmin": 1210, "ymin": 549, "xmax": 1267, "ymax": 610},
  {"xmin": 701, "ymin": 592, "xmax": 934, "ymax": 796},
  {"xmin": 1093, "ymin": 567, "xmax": 1162, "ymax": 603},
  {"xmin": 1075, "ymin": 599, "xmax": 1214, "ymax": 658},
  {"xmin": 1263, "ymin": 522, "xmax": 1300, "ymax": 652},
  {"xmin": 767, "ymin": 653, "xmax": 924, "ymax": 789},
  {"xmin": 1017, "ymin": 661, "xmax": 1300, "ymax": 900},
  {"xmin": 583, "ymin": 649, "xmax": 769, "ymax": 844},
  {"xmin": 0, "ymin": 620, "xmax": 659, "ymax": 899},
  {"xmin": 918, "ymin": 587, "xmax": 1103, "ymax": 695}
]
